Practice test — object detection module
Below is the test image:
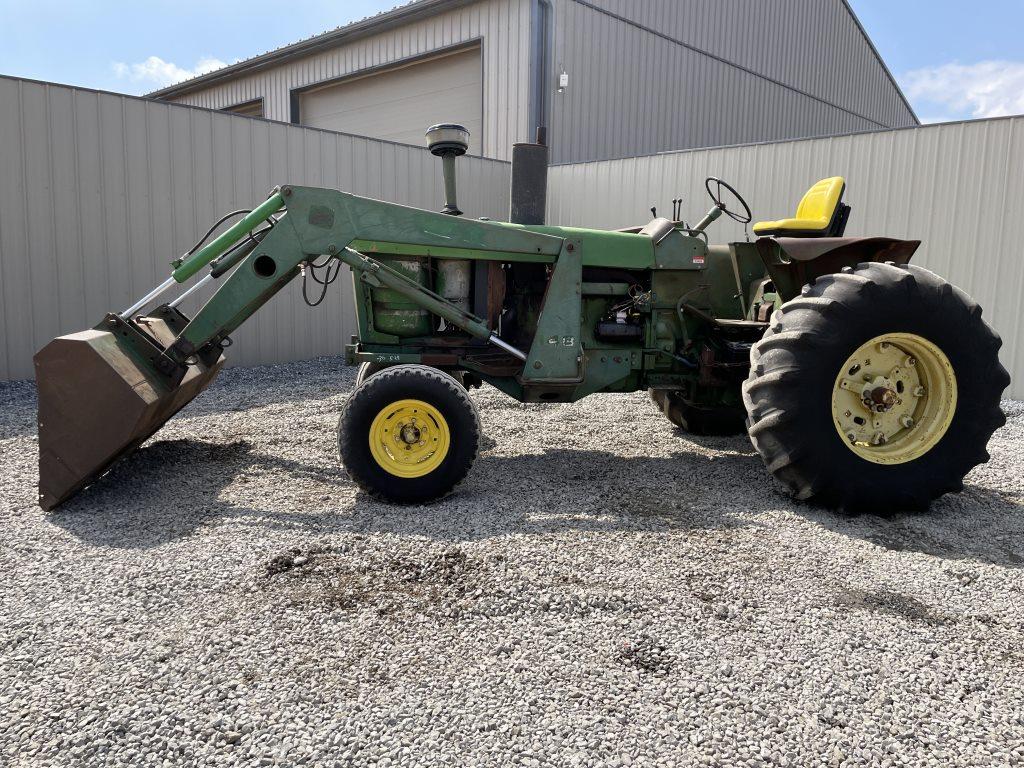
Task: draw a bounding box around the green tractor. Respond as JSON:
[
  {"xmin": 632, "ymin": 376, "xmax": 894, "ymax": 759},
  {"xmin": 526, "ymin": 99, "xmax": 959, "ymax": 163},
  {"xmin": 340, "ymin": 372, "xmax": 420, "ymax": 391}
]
[{"xmin": 35, "ymin": 124, "xmax": 1008, "ymax": 514}]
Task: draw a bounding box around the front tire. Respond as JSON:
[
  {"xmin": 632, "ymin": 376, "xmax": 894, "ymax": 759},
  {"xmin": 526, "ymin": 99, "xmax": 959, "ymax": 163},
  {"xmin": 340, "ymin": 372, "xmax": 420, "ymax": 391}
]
[
  {"xmin": 339, "ymin": 365, "xmax": 480, "ymax": 503},
  {"xmin": 742, "ymin": 262, "xmax": 1009, "ymax": 513},
  {"xmin": 355, "ymin": 361, "xmax": 468, "ymax": 389}
]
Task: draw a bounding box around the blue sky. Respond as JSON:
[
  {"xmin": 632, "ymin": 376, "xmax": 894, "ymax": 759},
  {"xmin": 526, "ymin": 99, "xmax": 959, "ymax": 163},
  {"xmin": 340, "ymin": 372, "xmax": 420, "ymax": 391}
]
[{"xmin": 1, "ymin": 0, "xmax": 1021, "ymax": 123}]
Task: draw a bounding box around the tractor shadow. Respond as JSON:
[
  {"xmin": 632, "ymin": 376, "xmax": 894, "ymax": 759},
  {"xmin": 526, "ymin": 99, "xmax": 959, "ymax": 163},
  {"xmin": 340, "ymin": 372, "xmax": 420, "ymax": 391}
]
[
  {"xmin": 49, "ymin": 438, "xmax": 767, "ymax": 549},
  {"xmin": 47, "ymin": 433, "xmax": 1024, "ymax": 569},
  {"xmin": 793, "ymin": 487, "xmax": 1024, "ymax": 568}
]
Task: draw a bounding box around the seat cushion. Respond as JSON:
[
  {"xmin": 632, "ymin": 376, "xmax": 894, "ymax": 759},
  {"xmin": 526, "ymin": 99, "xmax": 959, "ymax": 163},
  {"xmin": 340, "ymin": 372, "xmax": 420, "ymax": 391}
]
[
  {"xmin": 753, "ymin": 217, "xmax": 832, "ymax": 235},
  {"xmin": 753, "ymin": 176, "xmax": 846, "ymax": 236}
]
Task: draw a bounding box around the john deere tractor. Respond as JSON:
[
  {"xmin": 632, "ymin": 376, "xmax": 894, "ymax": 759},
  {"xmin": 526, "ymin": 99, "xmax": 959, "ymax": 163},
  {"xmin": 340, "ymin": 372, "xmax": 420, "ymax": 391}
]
[{"xmin": 35, "ymin": 124, "xmax": 1009, "ymax": 514}]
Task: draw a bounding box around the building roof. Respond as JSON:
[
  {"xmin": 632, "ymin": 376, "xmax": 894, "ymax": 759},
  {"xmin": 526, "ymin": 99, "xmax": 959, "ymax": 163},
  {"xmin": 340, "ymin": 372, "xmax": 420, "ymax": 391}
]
[{"xmin": 147, "ymin": 0, "xmax": 471, "ymax": 99}]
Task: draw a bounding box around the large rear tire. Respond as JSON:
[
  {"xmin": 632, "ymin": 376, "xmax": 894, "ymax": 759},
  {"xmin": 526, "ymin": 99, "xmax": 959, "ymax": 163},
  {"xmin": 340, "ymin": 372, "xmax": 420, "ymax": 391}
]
[
  {"xmin": 742, "ymin": 262, "xmax": 1008, "ymax": 513},
  {"xmin": 339, "ymin": 365, "xmax": 480, "ymax": 503}
]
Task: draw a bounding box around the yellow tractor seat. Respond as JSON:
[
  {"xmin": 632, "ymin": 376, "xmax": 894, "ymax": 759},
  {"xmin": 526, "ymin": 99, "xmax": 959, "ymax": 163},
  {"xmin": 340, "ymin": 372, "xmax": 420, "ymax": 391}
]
[{"xmin": 753, "ymin": 177, "xmax": 851, "ymax": 238}]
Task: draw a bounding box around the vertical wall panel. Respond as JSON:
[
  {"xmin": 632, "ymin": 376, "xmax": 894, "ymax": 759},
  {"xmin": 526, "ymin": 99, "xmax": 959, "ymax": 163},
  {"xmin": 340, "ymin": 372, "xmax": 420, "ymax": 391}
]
[
  {"xmin": 0, "ymin": 76, "xmax": 511, "ymax": 381},
  {"xmin": 548, "ymin": 116, "xmax": 1024, "ymax": 397}
]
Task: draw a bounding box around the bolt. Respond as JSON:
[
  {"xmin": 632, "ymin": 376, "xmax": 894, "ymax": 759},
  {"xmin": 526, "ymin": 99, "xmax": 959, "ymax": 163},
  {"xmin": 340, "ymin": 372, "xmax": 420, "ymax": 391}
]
[
  {"xmin": 566, "ymin": 243, "xmax": 575, "ymax": 252},
  {"xmin": 533, "ymin": 361, "xmax": 543, "ymax": 369},
  {"xmin": 879, "ymin": 341, "xmax": 890, "ymax": 350},
  {"xmin": 846, "ymin": 431, "xmax": 857, "ymax": 443},
  {"xmin": 871, "ymin": 432, "xmax": 886, "ymax": 445},
  {"xmin": 328, "ymin": 244, "xmax": 338, "ymax": 255},
  {"xmin": 900, "ymin": 415, "xmax": 915, "ymax": 429},
  {"xmin": 914, "ymin": 385, "xmax": 926, "ymax": 397},
  {"xmin": 905, "ymin": 356, "xmax": 916, "ymax": 367}
]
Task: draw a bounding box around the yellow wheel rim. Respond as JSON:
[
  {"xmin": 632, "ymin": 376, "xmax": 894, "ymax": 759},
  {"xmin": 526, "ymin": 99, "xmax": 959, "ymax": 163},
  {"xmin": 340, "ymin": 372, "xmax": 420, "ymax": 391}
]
[
  {"xmin": 369, "ymin": 399, "xmax": 450, "ymax": 478},
  {"xmin": 832, "ymin": 333, "xmax": 957, "ymax": 465}
]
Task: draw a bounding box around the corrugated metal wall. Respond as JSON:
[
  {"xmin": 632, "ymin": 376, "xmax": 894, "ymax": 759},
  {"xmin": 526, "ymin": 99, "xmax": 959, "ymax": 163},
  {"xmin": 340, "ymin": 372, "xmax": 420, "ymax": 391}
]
[
  {"xmin": 0, "ymin": 76, "xmax": 512, "ymax": 382},
  {"xmin": 159, "ymin": 0, "xmax": 917, "ymax": 166},
  {"xmin": 166, "ymin": 0, "xmax": 532, "ymax": 161},
  {"xmin": 548, "ymin": 116, "xmax": 1024, "ymax": 397},
  {"xmin": 548, "ymin": 0, "xmax": 916, "ymax": 164}
]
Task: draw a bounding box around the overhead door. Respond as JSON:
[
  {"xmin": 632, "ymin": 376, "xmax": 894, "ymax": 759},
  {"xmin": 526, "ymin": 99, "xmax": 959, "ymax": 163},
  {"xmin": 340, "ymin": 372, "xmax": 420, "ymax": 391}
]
[{"xmin": 299, "ymin": 46, "xmax": 482, "ymax": 154}]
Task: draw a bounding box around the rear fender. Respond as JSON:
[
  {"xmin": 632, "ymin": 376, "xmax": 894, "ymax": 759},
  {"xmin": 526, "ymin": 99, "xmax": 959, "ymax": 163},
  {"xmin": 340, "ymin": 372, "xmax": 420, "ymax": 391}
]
[{"xmin": 754, "ymin": 237, "xmax": 921, "ymax": 301}]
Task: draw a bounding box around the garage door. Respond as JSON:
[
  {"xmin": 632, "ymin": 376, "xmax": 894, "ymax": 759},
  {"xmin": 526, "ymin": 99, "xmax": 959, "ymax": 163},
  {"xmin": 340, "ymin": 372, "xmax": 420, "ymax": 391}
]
[{"xmin": 299, "ymin": 46, "xmax": 482, "ymax": 154}]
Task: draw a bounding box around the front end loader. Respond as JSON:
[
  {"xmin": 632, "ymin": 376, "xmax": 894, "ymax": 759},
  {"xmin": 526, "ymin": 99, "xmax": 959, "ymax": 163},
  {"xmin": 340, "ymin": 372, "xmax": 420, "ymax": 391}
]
[{"xmin": 35, "ymin": 125, "xmax": 1009, "ymax": 513}]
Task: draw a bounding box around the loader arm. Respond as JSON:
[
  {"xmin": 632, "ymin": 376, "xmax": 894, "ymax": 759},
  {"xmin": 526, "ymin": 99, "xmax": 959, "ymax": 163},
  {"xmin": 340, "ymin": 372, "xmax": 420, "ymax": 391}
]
[
  {"xmin": 33, "ymin": 185, "xmax": 568, "ymax": 510},
  {"xmin": 166, "ymin": 185, "xmax": 564, "ymax": 364}
]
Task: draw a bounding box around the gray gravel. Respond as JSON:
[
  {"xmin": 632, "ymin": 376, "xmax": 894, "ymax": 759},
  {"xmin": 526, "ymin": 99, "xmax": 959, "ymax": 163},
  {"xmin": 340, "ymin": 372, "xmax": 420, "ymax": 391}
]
[{"xmin": 2, "ymin": 356, "xmax": 1023, "ymax": 767}]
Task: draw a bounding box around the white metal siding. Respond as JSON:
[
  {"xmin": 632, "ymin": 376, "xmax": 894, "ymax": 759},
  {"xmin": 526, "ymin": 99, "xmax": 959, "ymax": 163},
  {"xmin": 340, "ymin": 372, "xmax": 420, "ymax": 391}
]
[
  {"xmin": 0, "ymin": 77, "xmax": 511, "ymax": 381},
  {"xmin": 300, "ymin": 46, "xmax": 483, "ymax": 153},
  {"xmin": 548, "ymin": 117, "xmax": 1024, "ymax": 397},
  {"xmin": 167, "ymin": 0, "xmax": 531, "ymax": 161}
]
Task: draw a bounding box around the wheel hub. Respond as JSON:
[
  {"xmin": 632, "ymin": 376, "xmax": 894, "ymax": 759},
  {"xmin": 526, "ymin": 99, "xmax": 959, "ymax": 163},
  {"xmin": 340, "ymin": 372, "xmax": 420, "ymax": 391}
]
[
  {"xmin": 369, "ymin": 399, "xmax": 450, "ymax": 477},
  {"xmin": 832, "ymin": 334, "xmax": 957, "ymax": 464}
]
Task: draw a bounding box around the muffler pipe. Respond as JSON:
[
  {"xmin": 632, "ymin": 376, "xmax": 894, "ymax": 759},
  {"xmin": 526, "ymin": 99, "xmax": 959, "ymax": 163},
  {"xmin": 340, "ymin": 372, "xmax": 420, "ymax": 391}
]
[{"xmin": 509, "ymin": 129, "xmax": 549, "ymax": 225}]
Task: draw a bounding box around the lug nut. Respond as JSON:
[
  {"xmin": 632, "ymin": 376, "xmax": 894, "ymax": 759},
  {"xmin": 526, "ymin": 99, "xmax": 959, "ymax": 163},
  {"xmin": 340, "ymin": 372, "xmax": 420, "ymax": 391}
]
[
  {"xmin": 914, "ymin": 385, "xmax": 926, "ymax": 397},
  {"xmin": 871, "ymin": 432, "xmax": 887, "ymax": 445},
  {"xmin": 900, "ymin": 415, "xmax": 915, "ymax": 428},
  {"xmin": 846, "ymin": 431, "xmax": 857, "ymax": 443}
]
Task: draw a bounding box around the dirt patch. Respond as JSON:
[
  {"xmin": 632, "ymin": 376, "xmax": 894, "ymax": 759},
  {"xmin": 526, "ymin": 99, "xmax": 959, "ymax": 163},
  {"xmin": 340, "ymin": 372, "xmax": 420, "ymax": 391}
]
[
  {"xmin": 265, "ymin": 545, "xmax": 491, "ymax": 616},
  {"xmin": 266, "ymin": 548, "xmax": 313, "ymax": 575},
  {"xmin": 618, "ymin": 634, "xmax": 674, "ymax": 674},
  {"xmin": 835, "ymin": 587, "xmax": 951, "ymax": 625}
]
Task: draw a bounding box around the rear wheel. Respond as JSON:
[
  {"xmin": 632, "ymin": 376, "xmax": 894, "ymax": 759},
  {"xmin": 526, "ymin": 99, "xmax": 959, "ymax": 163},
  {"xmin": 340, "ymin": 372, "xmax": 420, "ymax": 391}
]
[
  {"xmin": 649, "ymin": 389, "xmax": 746, "ymax": 435},
  {"xmin": 742, "ymin": 262, "xmax": 1008, "ymax": 513},
  {"xmin": 339, "ymin": 365, "xmax": 480, "ymax": 503}
]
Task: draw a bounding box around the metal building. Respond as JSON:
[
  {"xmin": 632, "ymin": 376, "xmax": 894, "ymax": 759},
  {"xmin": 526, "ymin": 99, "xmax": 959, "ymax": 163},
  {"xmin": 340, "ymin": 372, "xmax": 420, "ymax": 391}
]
[{"xmin": 149, "ymin": 0, "xmax": 917, "ymax": 164}]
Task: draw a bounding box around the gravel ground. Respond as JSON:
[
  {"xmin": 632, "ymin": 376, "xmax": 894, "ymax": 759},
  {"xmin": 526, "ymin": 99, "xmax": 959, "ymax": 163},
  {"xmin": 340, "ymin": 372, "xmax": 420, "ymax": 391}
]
[{"xmin": 2, "ymin": 356, "xmax": 1023, "ymax": 768}]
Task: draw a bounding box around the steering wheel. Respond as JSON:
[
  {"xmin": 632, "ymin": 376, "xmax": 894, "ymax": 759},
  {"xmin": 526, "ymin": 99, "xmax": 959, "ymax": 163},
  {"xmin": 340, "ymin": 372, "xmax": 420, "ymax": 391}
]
[{"xmin": 705, "ymin": 177, "xmax": 753, "ymax": 224}]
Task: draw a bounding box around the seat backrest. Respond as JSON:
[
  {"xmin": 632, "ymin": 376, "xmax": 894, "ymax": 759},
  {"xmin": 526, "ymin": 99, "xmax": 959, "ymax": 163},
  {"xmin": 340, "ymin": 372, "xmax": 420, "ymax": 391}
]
[{"xmin": 795, "ymin": 177, "xmax": 846, "ymax": 223}]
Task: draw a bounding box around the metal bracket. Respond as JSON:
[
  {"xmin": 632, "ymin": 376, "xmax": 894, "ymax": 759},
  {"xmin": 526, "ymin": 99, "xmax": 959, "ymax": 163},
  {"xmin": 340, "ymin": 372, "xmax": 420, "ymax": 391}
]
[{"xmin": 522, "ymin": 239, "xmax": 584, "ymax": 382}]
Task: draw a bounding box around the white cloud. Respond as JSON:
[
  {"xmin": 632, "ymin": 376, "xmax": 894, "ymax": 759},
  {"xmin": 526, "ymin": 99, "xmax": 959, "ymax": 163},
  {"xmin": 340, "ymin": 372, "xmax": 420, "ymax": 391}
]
[
  {"xmin": 901, "ymin": 61, "xmax": 1024, "ymax": 120},
  {"xmin": 112, "ymin": 56, "xmax": 228, "ymax": 88}
]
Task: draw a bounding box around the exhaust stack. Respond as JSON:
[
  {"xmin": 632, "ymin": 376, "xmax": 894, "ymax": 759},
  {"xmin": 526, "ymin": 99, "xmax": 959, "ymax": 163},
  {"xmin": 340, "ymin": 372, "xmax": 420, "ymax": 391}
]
[
  {"xmin": 425, "ymin": 123, "xmax": 470, "ymax": 216},
  {"xmin": 509, "ymin": 127, "xmax": 549, "ymax": 225}
]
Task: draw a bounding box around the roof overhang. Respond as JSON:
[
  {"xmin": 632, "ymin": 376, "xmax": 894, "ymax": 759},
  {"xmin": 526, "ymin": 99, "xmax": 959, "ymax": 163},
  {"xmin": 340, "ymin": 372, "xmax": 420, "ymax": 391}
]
[{"xmin": 147, "ymin": 0, "xmax": 478, "ymax": 99}]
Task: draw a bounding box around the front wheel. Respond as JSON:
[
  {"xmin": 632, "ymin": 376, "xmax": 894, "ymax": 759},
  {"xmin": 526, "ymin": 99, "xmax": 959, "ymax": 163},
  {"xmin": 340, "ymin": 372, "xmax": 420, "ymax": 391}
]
[
  {"xmin": 355, "ymin": 361, "xmax": 469, "ymax": 389},
  {"xmin": 742, "ymin": 262, "xmax": 1009, "ymax": 513},
  {"xmin": 339, "ymin": 365, "xmax": 480, "ymax": 503}
]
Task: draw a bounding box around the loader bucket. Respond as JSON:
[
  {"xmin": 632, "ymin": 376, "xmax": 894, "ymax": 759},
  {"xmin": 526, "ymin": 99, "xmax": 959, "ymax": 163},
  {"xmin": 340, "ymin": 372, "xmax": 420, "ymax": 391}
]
[{"xmin": 34, "ymin": 311, "xmax": 224, "ymax": 511}]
